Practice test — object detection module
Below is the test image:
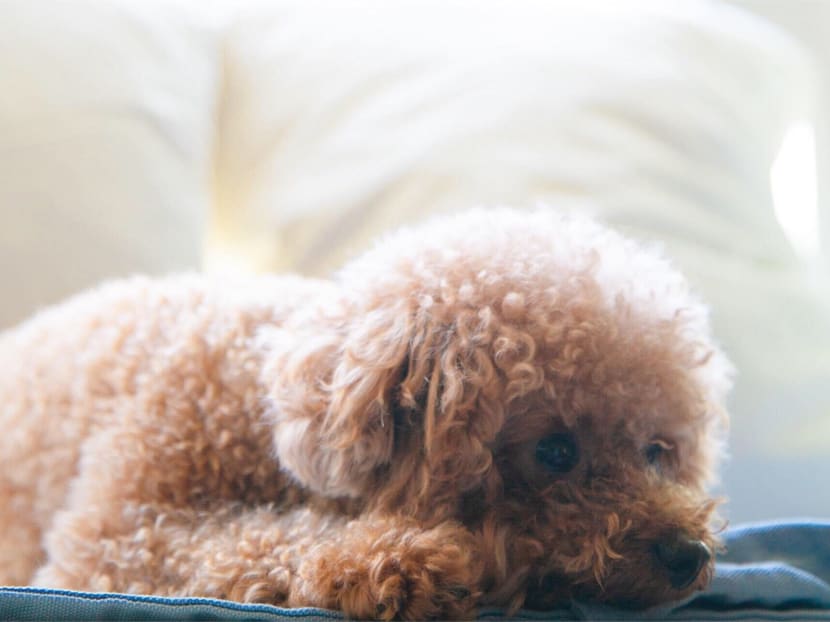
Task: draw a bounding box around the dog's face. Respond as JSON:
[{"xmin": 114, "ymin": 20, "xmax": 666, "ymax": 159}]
[{"xmin": 263, "ymin": 209, "xmax": 732, "ymax": 610}]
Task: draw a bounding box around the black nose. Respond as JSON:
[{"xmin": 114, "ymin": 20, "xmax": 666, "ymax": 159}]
[{"xmin": 653, "ymin": 535, "xmax": 711, "ymax": 589}]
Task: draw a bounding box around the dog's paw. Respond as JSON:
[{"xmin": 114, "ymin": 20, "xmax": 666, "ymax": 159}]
[
  {"xmin": 366, "ymin": 546, "xmax": 478, "ymax": 621},
  {"xmin": 299, "ymin": 522, "xmax": 481, "ymax": 620}
]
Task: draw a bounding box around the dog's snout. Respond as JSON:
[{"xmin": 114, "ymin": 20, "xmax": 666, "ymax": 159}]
[{"xmin": 653, "ymin": 535, "xmax": 711, "ymax": 590}]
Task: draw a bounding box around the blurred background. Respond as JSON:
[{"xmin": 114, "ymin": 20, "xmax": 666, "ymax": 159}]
[{"xmin": 0, "ymin": 0, "xmax": 827, "ymax": 523}]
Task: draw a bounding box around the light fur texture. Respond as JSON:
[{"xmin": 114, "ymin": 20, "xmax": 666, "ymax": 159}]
[{"xmin": 0, "ymin": 209, "xmax": 732, "ymax": 619}]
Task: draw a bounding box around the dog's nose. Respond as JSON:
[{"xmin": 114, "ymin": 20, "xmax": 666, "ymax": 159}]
[{"xmin": 653, "ymin": 535, "xmax": 711, "ymax": 590}]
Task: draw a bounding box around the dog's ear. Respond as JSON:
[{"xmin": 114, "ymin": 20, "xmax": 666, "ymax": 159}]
[
  {"xmin": 259, "ymin": 290, "xmax": 422, "ymax": 498},
  {"xmin": 259, "ymin": 289, "xmax": 513, "ymax": 504}
]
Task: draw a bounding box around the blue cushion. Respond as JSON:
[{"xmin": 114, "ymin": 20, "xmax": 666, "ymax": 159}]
[{"xmin": 2, "ymin": 521, "xmax": 828, "ymax": 621}]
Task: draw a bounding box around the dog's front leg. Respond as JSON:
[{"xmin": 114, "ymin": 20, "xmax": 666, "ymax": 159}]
[
  {"xmin": 291, "ymin": 512, "xmax": 482, "ymax": 620},
  {"xmin": 33, "ymin": 422, "xmax": 481, "ymax": 620},
  {"xmin": 36, "ymin": 501, "xmax": 481, "ymax": 620}
]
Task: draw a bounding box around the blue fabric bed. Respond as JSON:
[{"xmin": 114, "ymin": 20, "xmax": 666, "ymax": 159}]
[{"xmin": 2, "ymin": 521, "xmax": 828, "ymax": 621}]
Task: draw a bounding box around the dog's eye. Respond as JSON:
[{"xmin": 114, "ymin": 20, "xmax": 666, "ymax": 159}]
[
  {"xmin": 535, "ymin": 433, "xmax": 579, "ymax": 474},
  {"xmin": 645, "ymin": 439, "xmax": 673, "ymax": 465},
  {"xmin": 645, "ymin": 443, "xmax": 663, "ymax": 464}
]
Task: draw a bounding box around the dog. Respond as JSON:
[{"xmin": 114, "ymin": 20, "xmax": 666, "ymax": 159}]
[{"xmin": 0, "ymin": 208, "xmax": 732, "ymax": 619}]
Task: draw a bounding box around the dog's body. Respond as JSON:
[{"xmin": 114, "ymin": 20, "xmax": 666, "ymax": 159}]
[{"xmin": 0, "ymin": 210, "xmax": 731, "ymax": 619}]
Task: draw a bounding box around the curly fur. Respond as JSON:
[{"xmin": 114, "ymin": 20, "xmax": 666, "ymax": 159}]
[{"xmin": 0, "ymin": 208, "xmax": 732, "ymax": 619}]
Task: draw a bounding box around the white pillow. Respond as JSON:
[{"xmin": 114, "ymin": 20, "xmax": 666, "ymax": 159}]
[
  {"xmin": 210, "ymin": 0, "xmax": 808, "ymax": 273},
  {"xmin": 0, "ymin": 0, "xmax": 219, "ymax": 328},
  {"xmin": 212, "ymin": 0, "xmax": 830, "ymax": 520}
]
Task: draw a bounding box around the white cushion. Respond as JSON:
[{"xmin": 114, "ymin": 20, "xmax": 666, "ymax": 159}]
[
  {"xmin": 0, "ymin": 0, "xmax": 219, "ymax": 328},
  {"xmin": 210, "ymin": 0, "xmax": 808, "ymax": 273}
]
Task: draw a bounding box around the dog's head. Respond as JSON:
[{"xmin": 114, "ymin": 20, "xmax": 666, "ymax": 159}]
[{"xmin": 262, "ymin": 208, "xmax": 732, "ymax": 610}]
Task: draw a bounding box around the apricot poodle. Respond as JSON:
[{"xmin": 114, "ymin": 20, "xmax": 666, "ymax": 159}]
[{"xmin": 0, "ymin": 208, "xmax": 732, "ymax": 619}]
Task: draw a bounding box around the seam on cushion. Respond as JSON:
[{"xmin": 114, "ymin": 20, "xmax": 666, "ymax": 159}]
[{"xmin": 0, "ymin": 586, "xmax": 342, "ymax": 618}]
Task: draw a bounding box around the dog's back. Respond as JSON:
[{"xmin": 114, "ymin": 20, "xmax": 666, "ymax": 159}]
[{"xmin": 0, "ymin": 273, "xmax": 319, "ymax": 584}]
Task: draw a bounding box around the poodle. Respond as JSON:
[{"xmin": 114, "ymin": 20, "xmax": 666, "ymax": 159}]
[{"xmin": 0, "ymin": 208, "xmax": 732, "ymax": 619}]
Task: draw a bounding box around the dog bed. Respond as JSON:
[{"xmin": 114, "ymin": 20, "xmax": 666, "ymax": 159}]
[{"xmin": 2, "ymin": 521, "xmax": 828, "ymax": 621}]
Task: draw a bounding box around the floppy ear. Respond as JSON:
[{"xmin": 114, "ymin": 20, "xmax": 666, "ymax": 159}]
[
  {"xmin": 259, "ymin": 292, "xmax": 432, "ymax": 498},
  {"xmin": 259, "ymin": 289, "xmax": 508, "ymax": 504}
]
